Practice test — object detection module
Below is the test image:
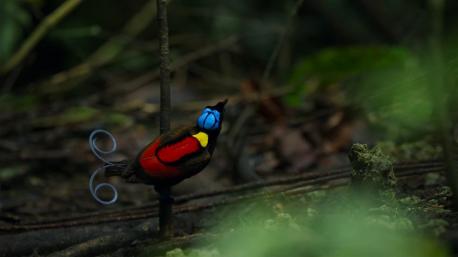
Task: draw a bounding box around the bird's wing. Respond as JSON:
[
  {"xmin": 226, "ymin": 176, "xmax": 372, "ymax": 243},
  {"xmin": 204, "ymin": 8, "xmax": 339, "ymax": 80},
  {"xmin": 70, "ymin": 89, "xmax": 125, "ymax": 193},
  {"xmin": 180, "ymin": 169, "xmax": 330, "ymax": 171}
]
[
  {"xmin": 155, "ymin": 126, "xmax": 205, "ymax": 165},
  {"xmin": 157, "ymin": 125, "xmax": 197, "ymax": 149},
  {"xmin": 178, "ymin": 150, "xmax": 211, "ymax": 176}
]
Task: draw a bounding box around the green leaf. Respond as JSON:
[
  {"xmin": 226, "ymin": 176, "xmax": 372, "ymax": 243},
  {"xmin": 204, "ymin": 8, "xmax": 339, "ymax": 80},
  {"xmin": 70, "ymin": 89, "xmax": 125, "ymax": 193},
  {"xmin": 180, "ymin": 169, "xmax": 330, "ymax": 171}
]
[
  {"xmin": 32, "ymin": 106, "xmax": 99, "ymax": 127},
  {"xmin": 0, "ymin": 0, "xmax": 31, "ymax": 63},
  {"xmin": 286, "ymin": 46, "xmax": 413, "ymax": 106},
  {"xmin": 0, "ymin": 94, "xmax": 39, "ymax": 112}
]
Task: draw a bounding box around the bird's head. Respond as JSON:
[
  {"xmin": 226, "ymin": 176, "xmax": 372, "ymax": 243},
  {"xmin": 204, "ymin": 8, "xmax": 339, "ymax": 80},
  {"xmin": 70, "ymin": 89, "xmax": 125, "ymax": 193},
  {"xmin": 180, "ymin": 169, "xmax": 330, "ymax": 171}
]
[{"xmin": 196, "ymin": 99, "xmax": 228, "ymax": 131}]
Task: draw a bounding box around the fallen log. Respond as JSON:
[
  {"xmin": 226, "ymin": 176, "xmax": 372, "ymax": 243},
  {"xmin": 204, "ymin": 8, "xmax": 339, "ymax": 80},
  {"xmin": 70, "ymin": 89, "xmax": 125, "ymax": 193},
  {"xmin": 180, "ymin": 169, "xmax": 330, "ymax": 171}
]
[
  {"xmin": 0, "ymin": 220, "xmax": 149, "ymax": 257},
  {"xmin": 0, "ymin": 161, "xmax": 444, "ymax": 256}
]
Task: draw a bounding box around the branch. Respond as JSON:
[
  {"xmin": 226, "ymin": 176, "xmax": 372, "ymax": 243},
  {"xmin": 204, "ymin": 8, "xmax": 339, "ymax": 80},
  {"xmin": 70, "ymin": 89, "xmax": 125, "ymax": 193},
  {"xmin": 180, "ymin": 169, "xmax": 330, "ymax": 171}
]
[
  {"xmin": 39, "ymin": 0, "xmax": 158, "ymax": 92},
  {"xmin": 351, "ymin": 0, "xmax": 400, "ymax": 42},
  {"xmin": 108, "ymin": 36, "xmax": 238, "ymax": 98},
  {"xmin": 0, "ymin": 0, "xmax": 83, "ymax": 74},
  {"xmin": 157, "ymin": 0, "xmax": 173, "ymax": 238},
  {"xmin": 46, "ymin": 220, "xmax": 158, "ymax": 257},
  {"xmin": 263, "ymin": 0, "xmax": 305, "ymax": 80},
  {"xmin": 0, "ymin": 220, "xmax": 153, "ymax": 257},
  {"xmin": 157, "ymin": 0, "xmax": 171, "ymax": 134}
]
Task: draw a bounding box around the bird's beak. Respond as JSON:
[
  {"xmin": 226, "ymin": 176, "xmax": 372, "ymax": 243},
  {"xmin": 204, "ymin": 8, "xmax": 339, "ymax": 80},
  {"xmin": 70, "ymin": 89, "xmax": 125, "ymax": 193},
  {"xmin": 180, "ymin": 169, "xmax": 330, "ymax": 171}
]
[
  {"xmin": 212, "ymin": 99, "xmax": 228, "ymax": 111},
  {"xmin": 220, "ymin": 99, "xmax": 228, "ymax": 106}
]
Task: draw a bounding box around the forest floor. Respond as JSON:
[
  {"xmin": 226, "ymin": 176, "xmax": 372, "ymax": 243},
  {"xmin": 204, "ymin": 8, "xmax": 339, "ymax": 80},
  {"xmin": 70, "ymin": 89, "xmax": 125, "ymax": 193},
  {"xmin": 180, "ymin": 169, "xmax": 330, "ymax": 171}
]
[{"xmin": 0, "ymin": 156, "xmax": 456, "ymax": 257}]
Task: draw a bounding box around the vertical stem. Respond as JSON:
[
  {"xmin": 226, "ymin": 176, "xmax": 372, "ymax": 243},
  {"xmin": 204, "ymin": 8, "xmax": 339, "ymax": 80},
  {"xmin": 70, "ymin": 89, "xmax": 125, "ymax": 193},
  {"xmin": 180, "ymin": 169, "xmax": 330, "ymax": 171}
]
[
  {"xmin": 262, "ymin": 0, "xmax": 305, "ymax": 81},
  {"xmin": 429, "ymin": 0, "xmax": 458, "ymax": 208},
  {"xmin": 158, "ymin": 0, "xmax": 171, "ymax": 134},
  {"xmin": 157, "ymin": 186, "xmax": 173, "ymax": 238},
  {"xmin": 157, "ymin": 0, "xmax": 173, "ymax": 238}
]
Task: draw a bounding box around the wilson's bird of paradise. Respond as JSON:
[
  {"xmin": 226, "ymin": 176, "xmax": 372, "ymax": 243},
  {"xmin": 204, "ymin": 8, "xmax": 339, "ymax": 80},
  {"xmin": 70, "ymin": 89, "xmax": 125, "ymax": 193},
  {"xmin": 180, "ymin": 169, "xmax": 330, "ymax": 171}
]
[{"xmin": 88, "ymin": 99, "xmax": 228, "ymax": 204}]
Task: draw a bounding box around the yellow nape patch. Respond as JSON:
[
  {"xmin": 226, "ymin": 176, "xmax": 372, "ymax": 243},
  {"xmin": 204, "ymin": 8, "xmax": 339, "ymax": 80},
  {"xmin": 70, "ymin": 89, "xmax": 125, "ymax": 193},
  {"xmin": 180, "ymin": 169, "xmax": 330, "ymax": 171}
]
[{"xmin": 192, "ymin": 132, "xmax": 208, "ymax": 147}]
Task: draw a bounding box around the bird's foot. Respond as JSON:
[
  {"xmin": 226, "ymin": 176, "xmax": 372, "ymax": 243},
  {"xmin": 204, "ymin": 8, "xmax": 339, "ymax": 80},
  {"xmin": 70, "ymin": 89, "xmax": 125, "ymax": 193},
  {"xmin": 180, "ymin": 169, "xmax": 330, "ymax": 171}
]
[
  {"xmin": 155, "ymin": 186, "xmax": 174, "ymax": 204},
  {"xmin": 159, "ymin": 193, "xmax": 175, "ymax": 204}
]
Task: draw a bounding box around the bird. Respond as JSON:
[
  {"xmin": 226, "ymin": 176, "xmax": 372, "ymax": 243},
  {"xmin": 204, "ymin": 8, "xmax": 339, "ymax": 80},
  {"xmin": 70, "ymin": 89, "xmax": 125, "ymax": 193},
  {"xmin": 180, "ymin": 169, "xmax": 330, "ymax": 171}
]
[{"xmin": 105, "ymin": 99, "xmax": 228, "ymax": 201}]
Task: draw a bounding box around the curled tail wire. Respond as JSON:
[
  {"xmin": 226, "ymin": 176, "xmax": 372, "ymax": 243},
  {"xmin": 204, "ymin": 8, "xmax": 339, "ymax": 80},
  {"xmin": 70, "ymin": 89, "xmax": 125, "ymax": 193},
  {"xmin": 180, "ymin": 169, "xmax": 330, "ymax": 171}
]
[
  {"xmin": 89, "ymin": 164, "xmax": 118, "ymax": 205},
  {"xmin": 88, "ymin": 129, "xmax": 122, "ymax": 205}
]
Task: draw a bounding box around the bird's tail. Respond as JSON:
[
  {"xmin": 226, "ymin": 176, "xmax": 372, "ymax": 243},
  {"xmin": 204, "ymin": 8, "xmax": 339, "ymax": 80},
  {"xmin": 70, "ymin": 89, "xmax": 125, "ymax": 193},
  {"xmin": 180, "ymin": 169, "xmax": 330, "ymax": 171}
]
[{"xmin": 104, "ymin": 160, "xmax": 130, "ymax": 177}]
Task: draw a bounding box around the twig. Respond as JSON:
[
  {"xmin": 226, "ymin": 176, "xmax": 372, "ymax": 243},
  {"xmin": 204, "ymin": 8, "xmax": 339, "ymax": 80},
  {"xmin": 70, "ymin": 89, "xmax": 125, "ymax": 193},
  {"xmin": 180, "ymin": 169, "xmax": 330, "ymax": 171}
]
[
  {"xmin": 306, "ymin": 0, "xmax": 363, "ymax": 43},
  {"xmin": 0, "ymin": 220, "xmax": 150, "ymax": 257},
  {"xmin": 263, "ymin": 0, "xmax": 305, "ymax": 81},
  {"xmin": 45, "ymin": 220, "xmax": 157, "ymax": 257},
  {"xmin": 157, "ymin": 0, "xmax": 173, "ymax": 238},
  {"xmin": 111, "ymin": 36, "xmax": 238, "ymax": 97},
  {"xmin": 4, "ymin": 148, "xmax": 70, "ymax": 160},
  {"xmin": 2, "ymin": 62, "xmax": 24, "ymax": 93},
  {"xmin": 157, "ymin": 0, "xmax": 171, "ymax": 135},
  {"xmin": 48, "ymin": 232, "xmax": 214, "ymax": 257},
  {"xmin": 351, "ymin": 0, "xmax": 400, "ymax": 42},
  {"xmin": 40, "ymin": 0, "xmax": 158, "ymax": 91},
  {"xmin": 0, "ymin": 0, "xmax": 83, "ymax": 74}
]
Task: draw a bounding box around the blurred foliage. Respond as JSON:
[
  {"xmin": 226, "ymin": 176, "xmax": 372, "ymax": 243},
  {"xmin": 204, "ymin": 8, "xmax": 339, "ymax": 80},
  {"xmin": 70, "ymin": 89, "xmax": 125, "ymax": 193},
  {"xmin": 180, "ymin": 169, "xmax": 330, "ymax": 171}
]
[
  {"xmin": 0, "ymin": 94, "xmax": 39, "ymax": 112},
  {"xmin": 156, "ymin": 191, "xmax": 449, "ymax": 257},
  {"xmin": 378, "ymin": 140, "xmax": 443, "ymax": 162},
  {"xmin": 165, "ymin": 248, "xmax": 220, "ymax": 257},
  {"xmin": 0, "ymin": 0, "xmax": 31, "ymax": 63},
  {"xmin": 149, "ymin": 141, "xmax": 452, "ymax": 257},
  {"xmin": 3, "ymin": 0, "xmax": 452, "ymax": 83},
  {"xmin": 353, "ymin": 56, "xmax": 434, "ymax": 140},
  {"xmin": 285, "ymin": 42, "xmax": 457, "ymax": 141},
  {"xmin": 34, "ymin": 106, "xmax": 99, "ymax": 126},
  {"xmin": 286, "ymin": 46, "xmax": 413, "ymax": 106},
  {"xmin": 31, "ymin": 106, "xmax": 133, "ymax": 127},
  {"xmin": 0, "ymin": 165, "xmax": 27, "ymax": 182}
]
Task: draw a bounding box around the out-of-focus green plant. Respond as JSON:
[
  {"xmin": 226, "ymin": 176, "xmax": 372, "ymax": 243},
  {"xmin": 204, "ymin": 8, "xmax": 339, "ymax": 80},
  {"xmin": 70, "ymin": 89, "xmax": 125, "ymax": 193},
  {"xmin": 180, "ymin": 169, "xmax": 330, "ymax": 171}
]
[
  {"xmin": 160, "ymin": 193, "xmax": 449, "ymax": 257},
  {"xmin": 0, "ymin": 94, "xmax": 39, "ymax": 112},
  {"xmin": 165, "ymin": 248, "xmax": 221, "ymax": 257},
  {"xmin": 353, "ymin": 57, "xmax": 435, "ymax": 139},
  {"xmin": 286, "ymin": 46, "xmax": 413, "ymax": 106},
  {"xmin": 29, "ymin": 106, "xmax": 133, "ymax": 127},
  {"xmin": 345, "ymin": 143, "xmax": 449, "ymax": 236},
  {"xmin": 287, "ymin": 44, "xmax": 457, "ymax": 140},
  {"xmin": 0, "ymin": 165, "xmax": 28, "ymax": 182},
  {"xmin": 152, "ymin": 137, "xmax": 451, "ymax": 256},
  {"xmin": 378, "ymin": 140, "xmax": 443, "ymax": 162},
  {"xmin": 0, "ymin": 0, "xmax": 31, "ymax": 63}
]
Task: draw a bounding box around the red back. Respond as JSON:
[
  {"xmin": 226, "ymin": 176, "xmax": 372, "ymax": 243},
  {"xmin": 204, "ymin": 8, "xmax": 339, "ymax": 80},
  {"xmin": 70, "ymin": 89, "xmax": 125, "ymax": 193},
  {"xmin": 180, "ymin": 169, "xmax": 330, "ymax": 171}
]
[
  {"xmin": 139, "ymin": 136, "xmax": 201, "ymax": 178},
  {"xmin": 157, "ymin": 136, "xmax": 200, "ymax": 163}
]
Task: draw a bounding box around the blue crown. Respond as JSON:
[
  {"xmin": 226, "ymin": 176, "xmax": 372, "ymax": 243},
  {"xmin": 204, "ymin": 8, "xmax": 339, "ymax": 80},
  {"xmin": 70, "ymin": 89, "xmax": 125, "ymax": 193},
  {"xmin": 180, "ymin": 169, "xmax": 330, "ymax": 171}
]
[{"xmin": 197, "ymin": 108, "xmax": 221, "ymax": 130}]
